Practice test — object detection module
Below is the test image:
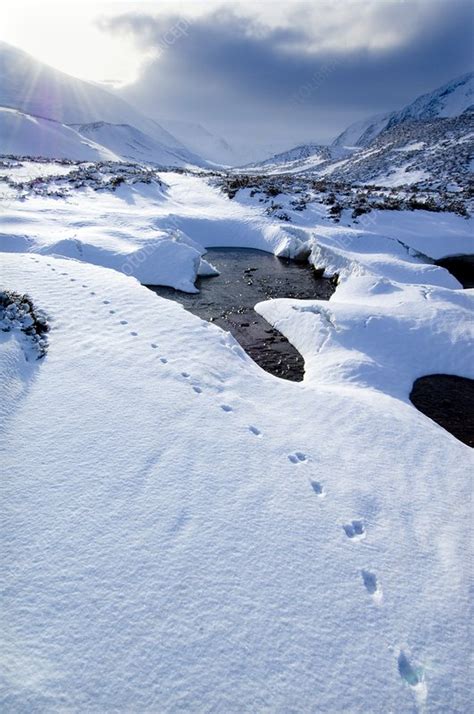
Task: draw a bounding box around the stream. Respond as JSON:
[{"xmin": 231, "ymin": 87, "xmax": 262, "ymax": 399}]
[{"xmin": 147, "ymin": 247, "xmax": 336, "ymax": 381}]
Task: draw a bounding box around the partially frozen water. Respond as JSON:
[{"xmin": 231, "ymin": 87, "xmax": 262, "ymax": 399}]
[
  {"xmin": 410, "ymin": 374, "xmax": 474, "ymax": 447},
  {"xmin": 435, "ymin": 254, "xmax": 474, "ymax": 288},
  {"xmin": 147, "ymin": 247, "xmax": 335, "ymax": 381}
]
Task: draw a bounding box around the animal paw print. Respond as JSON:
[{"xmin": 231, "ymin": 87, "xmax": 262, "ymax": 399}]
[
  {"xmin": 361, "ymin": 570, "xmax": 382, "ymax": 603},
  {"xmin": 398, "ymin": 651, "xmax": 425, "ymax": 694},
  {"xmin": 343, "ymin": 520, "xmax": 366, "ymax": 541},
  {"xmin": 288, "ymin": 451, "xmax": 309, "ymax": 464},
  {"xmin": 310, "ymin": 480, "xmax": 325, "ymax": 497}
]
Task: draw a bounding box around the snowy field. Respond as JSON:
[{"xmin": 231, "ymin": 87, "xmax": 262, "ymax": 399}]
[{"xmin": 1, "ymin": 169, "xmax": 473, "ymax": 712}]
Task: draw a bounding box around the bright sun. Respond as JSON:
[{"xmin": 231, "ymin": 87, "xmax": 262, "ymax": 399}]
[{"xmin": 0, "ymin": 1, "xmax": 150, "ymax": 86}]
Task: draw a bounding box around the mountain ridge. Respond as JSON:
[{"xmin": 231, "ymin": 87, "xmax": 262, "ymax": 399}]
[{"xmin": 0, "ymin": 41, "xmax": 206, "ymax": 167}]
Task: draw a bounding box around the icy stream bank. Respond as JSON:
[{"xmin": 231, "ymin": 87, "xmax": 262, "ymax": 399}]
[{"xmin": 148, "ymin": 248, "xmax": 336, "ymax": 381}]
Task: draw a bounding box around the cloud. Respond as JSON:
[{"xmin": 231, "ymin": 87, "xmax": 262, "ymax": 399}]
[{"xmin": 99, "ymin": 0, "xmax": 474, "ymax": 150}]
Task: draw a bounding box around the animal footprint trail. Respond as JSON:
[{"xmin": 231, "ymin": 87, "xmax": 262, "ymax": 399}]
[
  {"xmin": 220, "ymin": 404, "xmax": 233, "ymax": 412},
  {"xmin": 248, "ymin": 425, "xmax": 262, "ymax": 437},
  {"xmin": 343, "ymin": 520, "xmax": 366, "ymax": 541}
]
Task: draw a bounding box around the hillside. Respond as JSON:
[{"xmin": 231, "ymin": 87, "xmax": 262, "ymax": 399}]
[
  {"xmin": 71, "ymin": 121, "xmax": 205, "ymax": 167},
  {"xmin": 0, "ymin": 41, "xmax": 205, "ymax": 167},
  {"xmin": 0, "ymin": 107, "xmax": 120, "ymax": 162},
  {"xmin": 238, "ymin": 73, "xmax": 474, "ymax": 189},
  {"xmin": 334, "ymin": 72, "xmax": 474, "ymax": 147},
  {"xmin": 326, "ymin": 114, "xmax": 474, "ymax": 189}
]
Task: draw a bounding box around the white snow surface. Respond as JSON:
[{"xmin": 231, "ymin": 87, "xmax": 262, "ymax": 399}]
[
  {"xmin": 373, "ymin": 166, "xmax": 430, "ymax": 187},
  {"xmin": 1, "ymin": 170, "xmax": 473, "ymax": 711}
]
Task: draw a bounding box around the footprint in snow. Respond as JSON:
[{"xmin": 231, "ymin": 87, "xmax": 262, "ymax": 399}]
[
  {"xmin": 130, "ymin": 332, "xmax": 138, "ymax": 337},
  {"xmin": 151, "ymin": 343, "xmax": 158, "ymax": 349},
  {"xmin": 160, "ymin": 357, "xmax": 168, "ymax": 364},
  {"xmin": 82, "ymin": 284, "xmax": 88, "ymax": 288},
  {"xmin": 109, "ymin": 310, "xmax": 116, "ymax": 315},
  {"xmin": 361, "ymin": 570, "xmax": 382, "ymax": 603},
  {"xmin": 310, "ymin": 480, "xmax": 325, "ymax": 497},
  {"xmin": 120, "ymin": 320, "xmax": 128, "ymax": 325},
  {"xmin": 193, "ymin": 386, "xmax": 202, "ymax": 394},
  {"xmin": 221, "ymin": 404, "xmax": 233, "ymax": 412},
  {"xmin": 181, "ymin": 371, "xmax": 190, "ymax": 378},
  {"xmin": 103, "ymin": 300, "xmax": 110, "ymax": 305},
  {"xmin": 70, "ymin": 278, "xmax": 76, "ymax": 282},
  {"xmin": 288, "ymin": 452, "xmax": 309, "ymax": 464},
  {"xmin": 343, "ymin": 520, "xmax": 366, "ymax": 541},
  {"xmin": 398, "ymin": 651, "xmax": 426, "ymax": 702},
  {"xmin": 90, "ymin": 291, "xmax": 96, "ymax": 296},
  {"xmin": 249, "ymin": 425, "xmax": 262, "ymax": 436}
]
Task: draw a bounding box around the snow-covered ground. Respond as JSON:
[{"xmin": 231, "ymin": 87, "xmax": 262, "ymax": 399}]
[{"xmin": 1, "ymin": 167, "xmax": 473, "ymax": 712}]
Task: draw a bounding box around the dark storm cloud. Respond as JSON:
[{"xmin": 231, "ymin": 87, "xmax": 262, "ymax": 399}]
[{"xmin": 99, "ymin": 1, "xmax": 474, "ymax": 146}]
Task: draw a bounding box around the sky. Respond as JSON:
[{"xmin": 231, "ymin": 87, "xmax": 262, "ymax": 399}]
[{"xmin": 0, "ymin": 0, "xmax": 473, "ymax": 151}]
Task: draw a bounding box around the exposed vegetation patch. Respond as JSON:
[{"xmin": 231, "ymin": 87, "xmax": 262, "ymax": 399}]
[
  {"xmin": 215, "ymin": 172, "xmax": 472, "ymax": 221},
  {"xmin": 0, "ymin": 290, "xmax": 49, "ymax": 358},
  {"xmin": 0, "ymin": 159, "xmax": 165, "ymax": 200}
]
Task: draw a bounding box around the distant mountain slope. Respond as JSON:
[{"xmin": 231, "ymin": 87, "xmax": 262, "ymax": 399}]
[
  {"xmin": 333, "ymin": 72, "xmax": 474, "ymax": 147},
  {"xmin": 159, "ymin": 119, "xmax": 238, "ymax": 166},
  {"xmin": 332, "ymin": 112, "xmax": 393, "ymax": 149},
  {"xmin": 0, "ymin": 107, "xmax": 120, "ymax": 161},
  {"xmin": 236, "ymin": 114, "xmax": 473, "ymax": 189},
  {"xmin": 241, "ymin": 73, "xmax": 474, "ymax": 188},
  {"xmin": 326, "ymin": 114, "xmax": 473, "ymax": 188},
  {"xmin": 71, "ymin": 122, "xmax": 205, "ymax": 167},
  {"xmin": 0, "ymin": 41, "xmax": 205, "ymax": 167},
  {"xmin": 239, "ymin": 143, "xmax": 353, "ymax": 174}
]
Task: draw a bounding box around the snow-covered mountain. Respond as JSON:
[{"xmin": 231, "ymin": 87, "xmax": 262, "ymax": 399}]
[
  {"xmin": 332, "ymin": 112, "xmax": 394, "ymax": 149},
  {"xmin": 240, "ymin": 144, "xmax": 353, "ymax": 174},
  {"xmin": 246, "ymin": 143, "xmax": 329, "ymax": 168},
  {"xmin": 0, "ymin": 41, "xmax": 205, "ymax": 167},
  {"xmin": 0, "ymin": 107, "xmax": 120, "ymax": 162},
  {"xmin": 159, "ymin": 119, "xmax": 238, "ymax": 166},
  {"xmin": 241, "ymin": 73, "xmax": 473, "ymax": 187},
  {"xmin": 70, "ymin": 121, "xmax": 205, "ymax": 167},
  {"xmin": 326, "ymin": 113, "xmax": 473, "ymax": 188},
  {"xmin": 333, "ymin": 72, "xmax": 474, "ymax": 147}
]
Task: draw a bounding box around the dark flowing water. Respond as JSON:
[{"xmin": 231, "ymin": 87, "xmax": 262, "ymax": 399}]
[
  {"xmin": 410, "ymin": 374, "xmax": 474, "ymax": 447},
  {"xmin": 147, "ymin": 248, "xmax": 335, "ymax": 381},
  {"xmin": 435, "ymin": 255, "xmax": 474, "ymax": 288}
]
